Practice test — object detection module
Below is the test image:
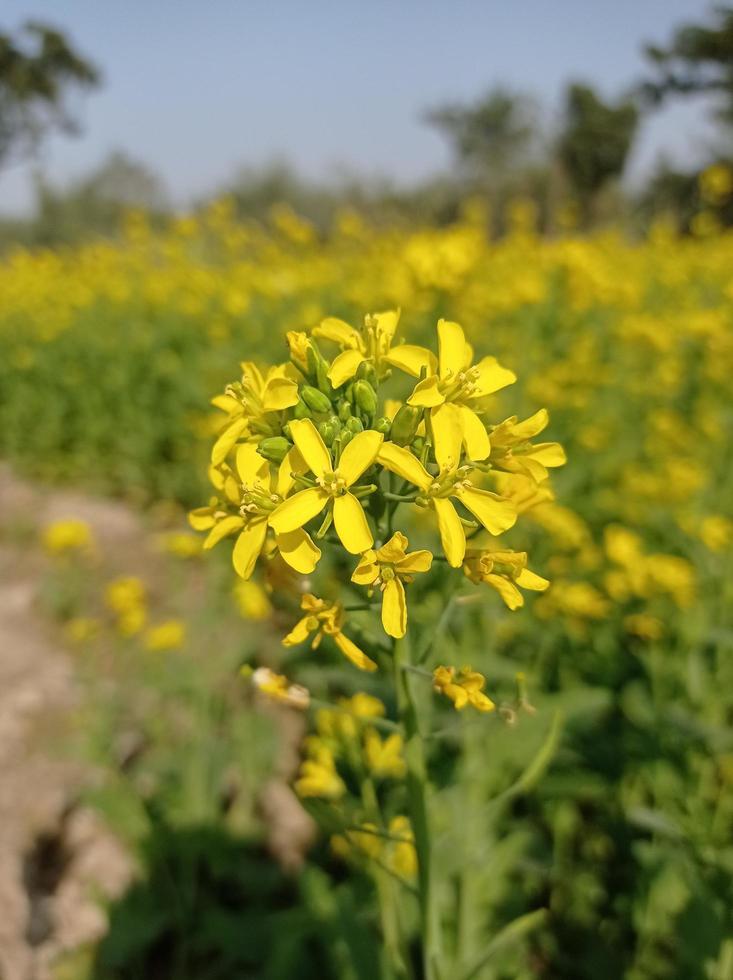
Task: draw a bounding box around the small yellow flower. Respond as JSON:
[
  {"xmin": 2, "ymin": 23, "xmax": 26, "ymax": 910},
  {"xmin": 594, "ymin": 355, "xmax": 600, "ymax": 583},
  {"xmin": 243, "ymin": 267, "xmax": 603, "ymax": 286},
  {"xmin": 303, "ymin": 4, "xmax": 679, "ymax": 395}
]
[
  {"xmin": 295, "ymin": 740, "xmax": 345, "ymax": 799},
  {"xmin": 65, "ymin": 617, "xmax": 101, "ymax": 644},
  {"xmin": 105, "ymin": 576, "xmax": 147, "ymax": 635},
  {"xmin": 433, "ymin": 665, "xmax": 495, "ymax": 712},
  {"xmin": 157, "ymin": 531, "xmax": 203, "ymax": 558},
  {"xmin": 489, "ymin": 410, "xmax": 567, "ymax": 483},
  {"xmin": 42, "ymin": 519, "xmax": 93, "ymax": 555},
  {"xmin": 144, "ymin": 620, "xmax": 186, "ymax": 651},
  {"xmin": 463, "ymin": 548, "xmax": 549, "ymax": 610},
  {"xmin": 283, "ymin": 594, "xmax": 377, "ymax": 672},
  {"xmin": 233, "ymin": 580, "xmax": 272, "ymax": 620},
  {"xmin": 351, "ymin": 532, "xmax": 432, "ymax": 637},
  {"xmin": 386, "ymin": 816, "xmax": 417, "ymax": 878},
  {"xmin": 251, "ymin": 666, "xmax": 310, "ymax": 709},
  {"xmin": 270, "ymin": 419, "xmax": 383, "ymax": 554},
  {"xmin": 363, "ymin": 728, "xmax": 406, "ymax": 779}
]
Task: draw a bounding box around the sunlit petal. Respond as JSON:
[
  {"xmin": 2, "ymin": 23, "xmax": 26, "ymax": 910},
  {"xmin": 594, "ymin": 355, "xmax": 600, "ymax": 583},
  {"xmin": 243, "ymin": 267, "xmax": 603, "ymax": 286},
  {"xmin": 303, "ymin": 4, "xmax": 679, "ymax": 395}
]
[
  {"xmin": 276, "ymin": 528, "xmax": 322, "ymax": 573},
  {"xmin": 328, "ymin": 349, "xmax": 365, "ymax": 388},
  {"xmin": 289, "ymin": 418, "xmax": 331, "ymax": 479},
  {"xmin": 338, "ymin": 430, "xmax": 383, "ymax": 486},
  {"xmin": 407, "ymin": 375, "xmax": 444, "ymax": 408},
  {"xmin": 457, "ymin": 487, "xmax": 517, "ymax": 535},
  {"xmin": 377, "ymin": 443, "xmax": 432, "ymax": 491},
  {"xmin": 437, "ymin": 319, "xmax": 468, "ymax": 379},
  {"xmin": 270, "ymin": 486, "xmax": 329, "ymax": 534},
  {"xmin": 433, "ymin": 497, "xmax": 466, "ymax": 567},
  {"xmin": 232, "ymin": 519, "xmax": 268, "ymax": 579},
  {"xmin": 382, "ymin": 577, "xmax": 407, "ymax": 638},
  {"xmin": 333, "ymin": 492, "xmax": 373, "ymax": 553}
]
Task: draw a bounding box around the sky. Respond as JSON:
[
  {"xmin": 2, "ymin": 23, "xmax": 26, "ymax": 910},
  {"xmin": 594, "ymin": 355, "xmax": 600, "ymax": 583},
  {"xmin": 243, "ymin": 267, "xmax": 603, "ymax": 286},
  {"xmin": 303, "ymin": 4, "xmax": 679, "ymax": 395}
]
[{"xmin": 0, "ymin": 0, "xmax": 718, "ymax": 215}]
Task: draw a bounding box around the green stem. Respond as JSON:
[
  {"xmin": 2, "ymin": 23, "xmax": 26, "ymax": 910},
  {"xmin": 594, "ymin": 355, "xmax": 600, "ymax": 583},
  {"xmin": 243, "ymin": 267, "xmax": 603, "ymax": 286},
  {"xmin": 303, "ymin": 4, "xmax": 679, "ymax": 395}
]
[{"xmin": 393, "ymin": 633, "xmax": 440, "ymax": 980}]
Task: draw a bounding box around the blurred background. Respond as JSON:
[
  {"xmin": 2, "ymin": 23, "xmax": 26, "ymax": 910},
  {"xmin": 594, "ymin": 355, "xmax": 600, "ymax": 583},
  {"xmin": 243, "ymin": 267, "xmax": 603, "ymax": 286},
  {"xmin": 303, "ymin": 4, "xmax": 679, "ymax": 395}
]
[{"xmin": 0, "ymin": 2, "xmax": 732, "ymax": 979}]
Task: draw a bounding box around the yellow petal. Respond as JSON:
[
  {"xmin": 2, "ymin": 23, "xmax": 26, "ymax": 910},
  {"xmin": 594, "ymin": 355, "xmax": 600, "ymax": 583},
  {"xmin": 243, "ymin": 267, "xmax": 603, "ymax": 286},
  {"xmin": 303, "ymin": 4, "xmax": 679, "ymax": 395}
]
[
  {"xmin": 430, "ymin": 403, "xmax": 463, "ymax": 470},
  {"xmin": 270, "ymin": 486, "xmax": 329, "ymax": 534},
  {"xmin": 277, "ymin": 446, "xmax": 308, "ymax": 497},
  {"xmin": 312, "ymin": 317, "xmax": 362, "ymax": 349},
  {"xmin": 236, "ymin": 443, "xmax": 269, "ymax": 486},
  {"xmin": 529, "ymin": 442, "xmax": 567, "ymax": 467},
  {"xmin": 232, "ymin": 519, "xmax": 268, "ymax": 579},
  {"xmin": 328, "ymin": 349, "xmax": 365, "ymax": 388},
  {"xmin": 375, "ymin": 532, "xmax": 409, "ymax": 564},
  {"xmin": 382, "ymin": 578, "xmax": 407, "ymax": 638},
  {"xmin": 408, "ymin": 375, "xmax": 445, "ymax": 408},
  {"xmin": 458, "ymin": 405, "xmax": 491, "ymax": 461},
  {"xmin": 433, "ymin": 497, "xmax": 466, "ymax": 567},
  {"xmin": 333, "ymin": 493, "xmax": 373, "ymax": 553},
  {"xmin": 457, "ymin": 487, "xmax": 517, "ymax": 535},
  {"xmin": 472, "ymin": 356, "xmax": 517, "ymax": 396},
  {"xmin": 383, "ymin": 344, "xmax": 437, "ymax": 378},
  {"xmin": 211, "ymin": 418, "xmax": 248, "ymax": 466},
  {"xmin": 289, "ymin": 418, "xmax": 331, "ymax": 479},
  {"xmin": 276, "ymin": 528, "xmax": 322, "ymax": 573},
  {"xmin": 510, "ymin": 408, "xmax": 549, "ymax": 439},
  {"xmin": 484, "ymin": 573, "xmax": 524, "ymax": 610},
  {"xmin": 203, "ymin": 515, "xmax": 245, "ymax": 549},
  {"xmin": 396, "ymin": 550, "xmax": 433, "ymax": 574},
  {"xmin": 333, "ymin": 632, "xmax": 378, "ymax": 672},
  {"xmin": 283, "ymin": 615, "xmax": 315, "ymax": 647},
  {"xmin": 337, "ymin": 430, "xmax": 383, "ymax": 487},
  {"xmin": 437, "ymin": 319, "xmax": 468, "ymax": 379},
  {"xmin": 516, "ymin": 568, "xmax": 550, "ymax": 591},
  {"xmin": 188, "ymin": 508, "xmax": 216, "ymax": 531},
  {"xmin": 373, "ymin": 309, "xmax": 400, "ymax": 340},
  {"xmin": 351, "ymin": 552, "xmax": 379, "ymax": 585},
  {"xmin": 262, "ymin": 376, "xmax": 299, "ymax": 412},
  {"xmin": 377, "ymin": 443, "xmax": 432, "ymax": 491},
  {"xmin": 211, "ymin": 394, "xmax": 240, "ymax": 414}
]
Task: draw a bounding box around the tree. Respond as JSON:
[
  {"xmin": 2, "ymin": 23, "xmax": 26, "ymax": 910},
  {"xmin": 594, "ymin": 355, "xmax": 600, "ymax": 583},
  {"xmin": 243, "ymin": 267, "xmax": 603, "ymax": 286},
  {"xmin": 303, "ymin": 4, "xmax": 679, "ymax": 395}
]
[
  {"xmin": 424, "ymin": 86, "xmax": 538, "ymax": 181},
  {"xmin": 557, "ymin": 83, "xmax": 639, "ymax": 220},
  {"xmin": 642, "ymin": 5, "xmax": 733, "ymax": 127},
  {"xmin": 0, "ymin": 20, "xmax": 98, "ymax": 168}
]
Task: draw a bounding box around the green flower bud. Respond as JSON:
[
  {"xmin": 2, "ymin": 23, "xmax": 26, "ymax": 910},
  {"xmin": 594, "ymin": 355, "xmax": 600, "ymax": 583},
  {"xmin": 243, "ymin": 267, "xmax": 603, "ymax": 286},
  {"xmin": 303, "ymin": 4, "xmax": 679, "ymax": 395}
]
[
  {"xmin": 317, "ymin": 420, "xmax": 338, "ymax": 447},
  {"xmin": 411, "ymin": 436, "xmax": 425, "ymax": 456},
  {"xmin": 353, "ymin": 379, "xmax": 378, "ymax": 416},
  {"xmin": 338, "ymin": 399, "xmax": 352, "ymax": 423},
  {"xmin": 391, "ymin": 405, "xmax": 421, "ymax": 446},
  {"xmin": 346, "ymin": 417, "xmax": 364, "ymax": 434},
  {"xmin": 293, "ymin": 399, "xmax": 312, "ymax": 420},
  {"xmin": 356, "ymin": 360, "xmax": 377, "ymax": 386},
  {"xmin": 301, "ymin": 385, "xmax": 332, "ymax": 414},
  {"xmin": 337, "ymin": 429, "xmax": 354, "ymax": 452},
  {"xmin": 257, "ymin": 436, "xmax": 292, "ymax": 464},
  {"xmin": 375, "ymin": 416, "xmax": 392, "ymax": 436}
]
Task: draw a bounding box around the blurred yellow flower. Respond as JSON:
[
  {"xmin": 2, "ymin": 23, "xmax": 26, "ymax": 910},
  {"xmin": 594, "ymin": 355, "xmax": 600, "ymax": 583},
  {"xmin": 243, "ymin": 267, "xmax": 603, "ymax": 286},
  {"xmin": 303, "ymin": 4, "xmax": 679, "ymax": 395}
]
[
  {"xmin": 433, "ymin": 665, "xmax": 495, "ymax": 712},
  {"xmin": 144, "ymin": 620, "xmax": 186, "ymax": 651},
  {"xmin": 42, "ymin": 519, "xmax": 94, "ymax": 555}
]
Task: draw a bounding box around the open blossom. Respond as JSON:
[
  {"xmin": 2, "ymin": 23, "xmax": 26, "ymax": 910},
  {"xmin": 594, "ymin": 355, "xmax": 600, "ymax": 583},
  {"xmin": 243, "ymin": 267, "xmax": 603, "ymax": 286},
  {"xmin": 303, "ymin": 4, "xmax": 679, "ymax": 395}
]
[
  {"xmin": 351, "ymin": 531, "xmax": 432, "ymax": 637},
  {"xmin": 283, "ymin": 594, "xmax": 377, "ymax": 672},
  {"xmin": 433, "ymin": 665, "xmax": 495, "ymax": 712},
  {"xmin": 251, "ymin": 666, "xmax": 310, "ymax": 709},
  {"xmin": 463, "ymin": 548, "xmax": 549, "ymax": 609}
]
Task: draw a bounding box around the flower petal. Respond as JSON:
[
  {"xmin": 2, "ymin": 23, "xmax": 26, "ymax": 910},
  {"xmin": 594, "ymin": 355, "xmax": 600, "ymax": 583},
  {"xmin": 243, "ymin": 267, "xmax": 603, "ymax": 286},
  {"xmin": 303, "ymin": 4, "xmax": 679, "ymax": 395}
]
[
  {"xmin": 188, "ymin": 507, "xmax": 216, "ymax": 531},
  {"xmin": 437, "ymin": 319, "xmax": 468, "ymax": 379},
  {"xmin": 333, "ymin": 493, "xmax": 373, "ymax": 553},
  {"xmin": 333, "ymin": 632, "xmax": 378, "ymax": 672},
  {"xmin": 457, "ymin": 487, "xmax": 517, "ymax": 535},
  {"xmin": 312, "ymin": 317, "xmax": 362, "ymax": 349},
  {"xmin": 211, "ymin": 418, "xmax": 248, "ymax": 466},
  {"xmin": 351, "ymin": 552, "xmax": 379, "ymax": 585},
  {"xmin": 484, "ymin": 573, "xmax": 524, "ymax": 610},
  {"xmin": 270, "ymin": 486, "xmax": 329, "ymax": 534},
  {"xmin": 236, "ymin": 443, "xmax": 269, "ymax": 486},
  {"xmin": 203, "ymin": 515, "xmax": 245, "ymax": 549},
  {"xmin": 232, "ymin": 519, "xmax": 268, "ymax": 579},
  {"xmin": 276, "ymin": 528, "xmax": 322, "ymax": 573},
  {"xmin": 458, "ymin": 405, "xmax": 491, "ymax": 461},
  {"xmin": 382, "ymin": 578, "xmax": 407, "ymax": 638},
  {"xmin": 289, "ymin": 418, "xmax": 331, "ymax": 479},
  {"xmin": 328, "ymin": 349, "xmax": 366, "ymax": 388},
  {"xmin": 373, "ymin": 309, "xmax": 400, "ymax": 341},
  {"xmin": 407, "ymin": 375, "xmax": 444, "ymax": 408},
  {"xmin": 283, "ymin": 615, "xmax": 315, "ymax": 647},
  {"xmin": 375, "ymin": 532, "xmax": 409, "ymax": 564},
  {"xmin": 396, "ymin": 550, "xmax": 433, "ymax": 574},
  {"xmin": 431, "ymin": 403, "xmax": 463, "ymax": 470},
  {"xmin": 472, "ymin": 356, "xmax": 517, "ymax": 396},
  {"xmin": 377, "ymin": 443, "xmax": 432, "ymax": 491},
  {"xmin": 262, "ymin": 376, "xmax": 299, "ymax": 412},
  {"xmin": 276, "ymin": 446, "xmax": 308, "ymax": 498},
  {"xmin": 433, "ymin": 497, "xmax": 466, "ymax": 567},
  {"xmin": 528, "ymin": 442, "xmax": 567, "ymax": 467},
  {"xmin": 383, "ymin": 344, "xmax": 437, "ymax": 378},
  {"xmin": 510, "ymin": 408, "xmax": 549, "ymax": 439},
  {"xmin": 516, "ymin": 568, "xmax": 550, "ymax": 591},
  {"xmin": 338, "ymin": 430, "xmax": 383, "ymax": 486}
]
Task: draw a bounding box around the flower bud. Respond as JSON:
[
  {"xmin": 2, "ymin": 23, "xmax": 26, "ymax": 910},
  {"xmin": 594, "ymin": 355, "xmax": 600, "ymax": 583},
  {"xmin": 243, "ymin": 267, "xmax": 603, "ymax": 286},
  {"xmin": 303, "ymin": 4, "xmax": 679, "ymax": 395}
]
[
  {"xmin": 257, "ymin": 436, "xmax": 292, "ymax": 464},
  {"xmin": 375, "ymin": 416, "xmax": 392, "ymax": 436},
  {"xmin": 411, "ymin": 436, "xmax": 425, "ymax": 456},
  {"xmin": 318, "ymin": 419, "xmax": 339, "ymax": 447},
  {"xmin": 293, "ymin": 399, "xmax": 312, "ymax": 420},
  {"xmin": 301, "ymin": 385, "xmax": 332, "ymax": 414},
  {"xmin": 337, "ymin": 399, "xmax": 352, "ymax": 423},
  {"xmin": 354, "ymin": 380, "xmax": 378, "ymax": 416},
  {"xmin": 390, "ymin": 405, "xmax": 421, "ymax": 446},
  {"xmin": 356, "ymin": 360, "xmax": 377, "ymax": 386},
  {"xmin": 346, "ymin": 417, "xmax": 364, "ymax": 434},
  {"xmin": 337, "ymin": 429, "xmax": 354, "ymax": 451}
]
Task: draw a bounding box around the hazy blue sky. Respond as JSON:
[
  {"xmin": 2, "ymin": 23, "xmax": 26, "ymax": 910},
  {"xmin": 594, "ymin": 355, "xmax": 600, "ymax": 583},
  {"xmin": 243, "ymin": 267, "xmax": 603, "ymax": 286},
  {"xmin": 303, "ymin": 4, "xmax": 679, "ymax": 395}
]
[{"xmin": 0, "ymin": 0, "xmax": 717, "ymax": 214}]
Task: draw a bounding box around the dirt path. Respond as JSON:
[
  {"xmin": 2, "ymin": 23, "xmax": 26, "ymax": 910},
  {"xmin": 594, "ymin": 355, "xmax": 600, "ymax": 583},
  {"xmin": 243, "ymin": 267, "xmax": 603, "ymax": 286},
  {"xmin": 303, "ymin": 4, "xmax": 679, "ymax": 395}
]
[{"xmin": 0, "ymin": 468, "xmax": 134, "ymax": 980}]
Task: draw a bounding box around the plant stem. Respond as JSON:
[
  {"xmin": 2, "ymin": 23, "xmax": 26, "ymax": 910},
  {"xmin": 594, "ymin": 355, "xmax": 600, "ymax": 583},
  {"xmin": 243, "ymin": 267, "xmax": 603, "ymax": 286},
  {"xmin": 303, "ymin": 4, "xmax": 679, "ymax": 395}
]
[{"xmin": 393, "ymin": 632, "xmax": 439, "ymax": 980}]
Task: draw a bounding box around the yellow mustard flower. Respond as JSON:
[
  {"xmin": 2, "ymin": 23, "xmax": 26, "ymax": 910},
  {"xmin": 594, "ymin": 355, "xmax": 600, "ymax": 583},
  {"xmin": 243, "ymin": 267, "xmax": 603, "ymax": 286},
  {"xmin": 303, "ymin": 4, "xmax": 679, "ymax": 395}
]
[
  {"xmin": 42, "ymin": 519, "xmax": 94, "ymax": 555},
  {"xmin": 433, "ymin": 665, "xmax": 495, "ymax": 712},
  {"xmin": 251, "ymin": 666, "xmax": 310, "ymax": 709},
  {"xmin": 295, "ymin": 740, "xmax": 345, "ymax": 799},
  {"xmin": 270, "ymin": 418, "xmax": 383, "ymax": 554},
  {"xmin": 463, "ymin": 548, "xmax": 549, "ymax": 610},
  {"xmin": 157, "ymin": 531, "xmax": 203, "ymax": 558},
  {"xmin": 363, "ymin": 728, "xmax": 406, "ymax": 779},
  {"xmin": 405, "ymin": 319, "xmax": 516, "ymax": 460},
  {"xmin": 190, "ymin": 442, "xmax": 321, "ymax": 578},
  {"xmin": 144, "ymin": 619, "xmax": 186, "ymax": 651},
  {"xmin": 489, "ymin": 409, "xmax": 567, "ymax": 482},
  {"xmin": 283, "ymin": 594, "xmax": 377, "ymax": 672},
  {"xmin": 387, "ymin": 816, "xmax": 417, "ymax": 878},
  {"xmin": 104, "ymin": 576, "xmax": 147, "ymax": 636},
  {"xmin": 351, "ymin": 531, "xmax": 432, "ymax": 637},
  {"xmin": 377, "ymin": 441, "xmax": 516, "ymax": 567},
  {"xmin": 232, "ymin": 580, "xmax": 272, "ymax": 620}
]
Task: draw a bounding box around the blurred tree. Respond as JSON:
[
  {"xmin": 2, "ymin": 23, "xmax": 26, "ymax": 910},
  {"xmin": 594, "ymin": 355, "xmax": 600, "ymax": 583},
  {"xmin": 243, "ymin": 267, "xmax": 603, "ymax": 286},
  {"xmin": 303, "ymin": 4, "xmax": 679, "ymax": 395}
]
[
  {"xmin": 0, "ymin": 20, "xmax": 98, "ymax": 168},
  {"xmin": 642, "ymin": 5, "xmax": 733, "ymax": 128},
  {"xmin": 424, "ymin": 86, "xmax": 539, "ymax": 181},
  {"xmin": 557, "ymin": 83, "xmax": 639, "ymax": 223}
]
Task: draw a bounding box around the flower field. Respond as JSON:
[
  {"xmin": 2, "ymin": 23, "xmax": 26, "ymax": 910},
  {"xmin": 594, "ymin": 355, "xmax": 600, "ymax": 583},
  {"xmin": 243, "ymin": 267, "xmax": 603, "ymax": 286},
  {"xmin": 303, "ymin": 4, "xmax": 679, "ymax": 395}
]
[{"xmin": 1, "ymin": 201, "xmax": 732, "ymax": 979}]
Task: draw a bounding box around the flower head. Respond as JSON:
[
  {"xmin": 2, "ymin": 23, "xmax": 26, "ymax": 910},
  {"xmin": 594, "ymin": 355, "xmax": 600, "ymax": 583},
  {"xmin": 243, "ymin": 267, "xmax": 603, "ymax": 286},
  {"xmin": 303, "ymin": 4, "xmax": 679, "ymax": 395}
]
[
  {"xmin": 351, "ymin": 531, "xmax": 432, "ymax": 637},
  {"xmin": 433, "ymin": 665, "xmax": 495, "ymax": 712},
  {"xmin": 283, "ymin": 594, "xmax": 377, "ymax": 672}
]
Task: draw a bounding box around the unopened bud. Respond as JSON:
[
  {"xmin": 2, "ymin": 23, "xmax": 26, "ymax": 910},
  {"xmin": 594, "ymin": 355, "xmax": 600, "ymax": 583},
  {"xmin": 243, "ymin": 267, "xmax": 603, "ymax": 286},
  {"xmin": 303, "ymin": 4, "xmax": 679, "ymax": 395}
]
[
  {"xmin": 337, "ymin": 429, "xmax": 354, "ymax": 452},
  {"xmin": 411, "ymin": 436, "xmax": 425, "ymax": 456},
  {"xmin": 356, "ymin": 360, "xmax": 377, "ymax": 386},
  {"xmin": 257, "ymin": 436, "xmax": 291, "ymax": 464},
  {"xmin": 301, "ymin": 385, "xmax": 332, "ymax": 414},
  {"xmin": 354, "ymin": 380, "xmax": 378, "ymax": 416},
  {"xmin": 293, "ymin": 399, "xmax": 312, "ymax": 420},
  {"xmin": 346, "ymin": 417, "xmax": 364, "ymax": 435},
  {"xmin": 318, "ymin": 420, "xmax": 339, "ymax": 447},
  {"xmin": 391, "ymin": 405, "xmax": 421, "ymax": 446},
  {"xmin": 337, "ymin": 399, "xmax": 352, "ymax": 423},
  {"xmin": 375, "ymin": 416, "xmax": 392, "ymax": 436}
]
